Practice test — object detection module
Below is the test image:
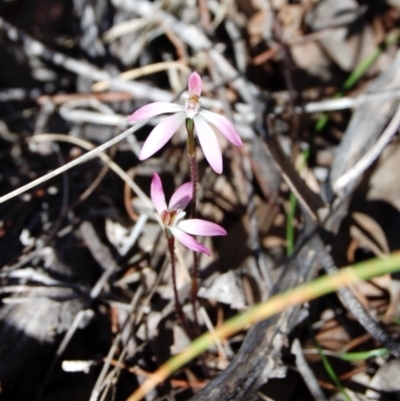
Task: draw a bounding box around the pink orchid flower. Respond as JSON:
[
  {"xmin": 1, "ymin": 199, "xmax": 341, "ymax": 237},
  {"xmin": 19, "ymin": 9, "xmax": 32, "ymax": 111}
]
[
  {"xmin": 151, "ymin": 173, "xmax": 226, "ymax": 255},
  {"xmin": 128, "ymin": 71, "xmax": 243, "ymax": 174}
]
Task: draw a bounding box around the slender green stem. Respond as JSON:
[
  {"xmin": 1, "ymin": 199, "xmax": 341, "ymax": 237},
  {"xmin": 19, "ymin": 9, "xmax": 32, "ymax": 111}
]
[
  {"xmin": 315, "ymin": 339, "xmax": 352, "ymax": 401},
  {"xmin": 338, "ymin": 347, "xmax": 389, "ymax": 361},
  {"xmin": 316, "ymin": 30, "xmax": 400, "ymax": 132},
  {"xmin": 344, "ymin": 30, "xmax": 400, "ymax": 91},
  {"xmin": 286, "ymin": 149, "xmax": 309, "ymax": 256},
  {"xmin": 307, "ymin": 321, "xmax": 351, "ymax": 401},
  {"xmin": 286, "ymin": 192, "xmax": 297, "ymax": 256},
  {"xmin": 186, "ymin": 118, "xmax": 197, "ymax": 213}
]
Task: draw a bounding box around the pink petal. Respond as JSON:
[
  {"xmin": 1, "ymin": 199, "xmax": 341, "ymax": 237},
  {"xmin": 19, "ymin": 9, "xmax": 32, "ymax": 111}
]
[
  {"xmin": 139, "ymin": 112, "xmax": 186, "ymax": 160},
  {"xmin": 169, "ymin": 182, "xmax": 192, "ymax": 211},
  {"xmin": 150, "ymin": 173, "xmax": 167, "ymax": 215},
  {"xmin": 200, "ymin": 109, "xmax": 243, "ymax": 147},
  {"xmin": 168, "ymin": 227, "xmax": 210, "ymax": 255},
  {"xmin": 177, "ymin": 219, "xmax": 227, "ymax": 236},
  {"xmin": 127, "ymin": 102, "xmax": 183, "ymax": 122},
  {"xmin": 193, "ymin": 115, "xmax": 223, "ymax": 174},
  {"xmin": 188, "ymin": 72, "xmax": 202, "ymax": 97}
]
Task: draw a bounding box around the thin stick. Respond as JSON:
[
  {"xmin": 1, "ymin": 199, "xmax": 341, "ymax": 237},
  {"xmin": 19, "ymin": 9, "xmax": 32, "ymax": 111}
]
[
  {"xmin": 292, "ymin": 339, "xmax": 328, "ymax": 401},
  {"xmin": 92, "ymin": 61, "xmax": 190, "ymax": 92},
  {"xmin": 333, "ymin": 102, "xmax": 400, "ymax": 192},
  {"xmin": 167, "ymin": 236, "xmax": 190, "ymax": 334},
  {"xmin": 29, "ymin": 133, "xmax": 152, "ymax": 209},
  {"xmin": 0, "ymin": 123, "xmax": 148, "ymax": 205}
]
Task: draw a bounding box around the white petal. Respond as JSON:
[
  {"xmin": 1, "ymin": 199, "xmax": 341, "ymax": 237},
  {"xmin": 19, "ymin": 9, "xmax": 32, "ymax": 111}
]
[
  {"xmin": 177, "ymin": 219, "xmax": 226, "ymax": 236},
  {"xmin": 150, "ymin": 173, "xmax": 167, "ymax": 214},
  {"xmin": 169, "ymin": 182, "xmax": 192, "ymax": 211},
  {"xmin": 193, "ymin": 115, "xmax": 223, "ymax": 174},
  {"xmin": 200, "ymin": 109, "xmax": 243, "ymax": 147},
  {"xmin": 127, "ymin": 102, "xmax": 183, "ymax": 122},
  {"xmin": 139, "ymin": 112, "xmax": 186, "ymax": 160},
  {"xmin": 168, "ymin": 227, "xmax": 210, "ymax": 255}
]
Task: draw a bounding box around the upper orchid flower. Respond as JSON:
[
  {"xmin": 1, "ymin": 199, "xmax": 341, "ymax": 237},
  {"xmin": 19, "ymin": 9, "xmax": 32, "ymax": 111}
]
[
  {"xmin": 151, "ymin": 173, "xmax": 226, "ymax": 255},
  {"xmin": 128, "ymin": 72, "xmax": 243, "ymax": 174}
]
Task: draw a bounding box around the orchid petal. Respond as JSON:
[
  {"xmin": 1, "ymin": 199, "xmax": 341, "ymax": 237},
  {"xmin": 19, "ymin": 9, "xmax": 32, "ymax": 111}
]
[
  {"xmin": 193, "ymin": 115, "xmax": 223, "ymax": 174},
  {"xmin": 139, "ymin": 112, "xmax": 186, "ymax": 160},
  {"xmin": 168, "ymin": 227, "xmax": 210, "ymax": 255},
  {"xmin": 188, "ymin": 72, "xmax": 202, "ymax": 97},
  {"xmin": 150, "ymin": 173, "xmax": 167, "ymax": 215},
  {"xmin": 127, "ymin": 102, "xmax": 183, "ymax": 122},
  {"xmin": 200, "ymin": 109, "xmax": 243, "ymax": 147},
  {"xmin": 177, "ymin": 219, "xmax": 227, "ymax": 236},
  {"xmin": 169, "ymin": 182, "xmax": 192, "ymax": 211}
]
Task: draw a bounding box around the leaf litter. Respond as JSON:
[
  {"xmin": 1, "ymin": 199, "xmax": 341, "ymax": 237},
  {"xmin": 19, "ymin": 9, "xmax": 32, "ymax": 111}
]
[{"xmin": 0, "ymin": 0, "xmax": 400, "ymax": 400}]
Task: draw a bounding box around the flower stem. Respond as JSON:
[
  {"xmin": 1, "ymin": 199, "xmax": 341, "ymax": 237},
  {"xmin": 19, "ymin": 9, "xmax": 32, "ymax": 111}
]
[
  {"xmin": 186, "ymin": 118, "xmax": 197, "ymax": 210},
  {"xmin": 167, "ymin": 234, "xmax": 189, "ymax": 333},
  {"xmin": 186, "ymin": 118, "xmax": 200, "ymax": 330}
]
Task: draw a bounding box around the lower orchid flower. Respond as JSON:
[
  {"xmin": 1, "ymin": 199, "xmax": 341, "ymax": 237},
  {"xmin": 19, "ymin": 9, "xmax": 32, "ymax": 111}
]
[
  {"xmin": 151, "ymin": 173, "xmax": 226, "ymax": 255},
  {"xmin": 128, "ymin": 71, "xmax": 243, "ymax": 174}
]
